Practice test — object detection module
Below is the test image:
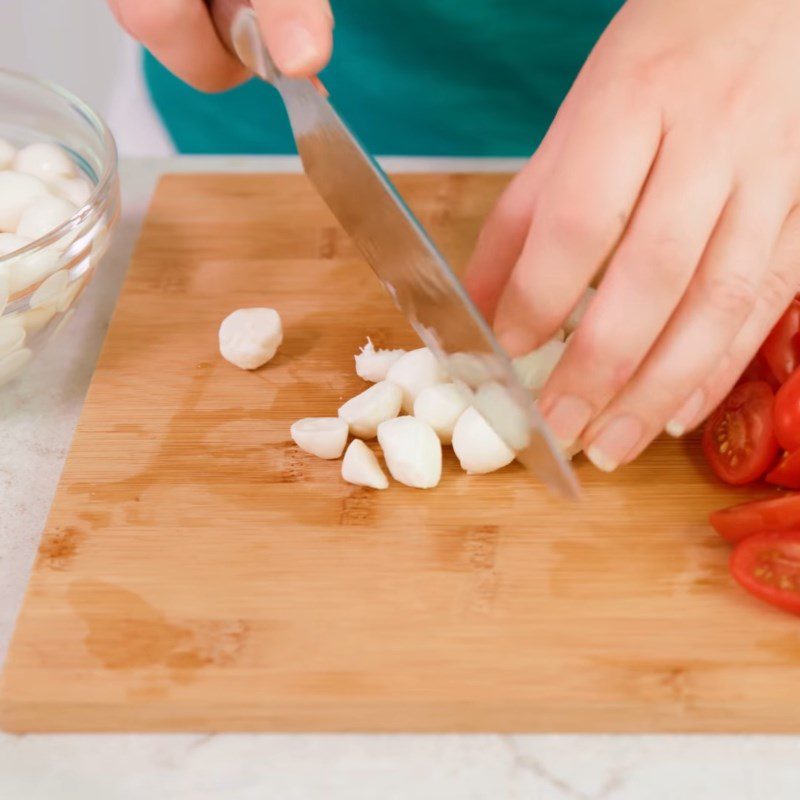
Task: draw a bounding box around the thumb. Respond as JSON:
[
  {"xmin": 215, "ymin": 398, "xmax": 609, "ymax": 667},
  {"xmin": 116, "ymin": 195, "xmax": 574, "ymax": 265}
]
[{"xmin": 253, "ymin": 0, "xmax": 334, "ymax": 77}]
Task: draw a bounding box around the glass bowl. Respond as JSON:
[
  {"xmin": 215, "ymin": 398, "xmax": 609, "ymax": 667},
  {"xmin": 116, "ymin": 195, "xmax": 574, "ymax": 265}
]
[{"xmin": 0, "ymin": 68, "xmax": 120, "ymax": 387}]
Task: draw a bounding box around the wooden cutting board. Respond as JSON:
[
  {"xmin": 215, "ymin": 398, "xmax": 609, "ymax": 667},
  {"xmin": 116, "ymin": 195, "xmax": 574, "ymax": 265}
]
[{"xmin": 2, "ymin": 172, "xmax": 800, "ymax": 733}]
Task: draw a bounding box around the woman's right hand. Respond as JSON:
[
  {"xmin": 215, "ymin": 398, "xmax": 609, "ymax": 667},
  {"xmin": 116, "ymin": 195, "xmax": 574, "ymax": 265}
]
[{"xmin": 107, "ymin": 0, "xmax": 334, "ymax": 91}]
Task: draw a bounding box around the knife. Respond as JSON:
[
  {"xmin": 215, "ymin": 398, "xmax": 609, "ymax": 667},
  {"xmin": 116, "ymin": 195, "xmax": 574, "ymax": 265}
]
[{"xmin": 206, "ymin": 0, "xmax": 579, "ymax": 498}]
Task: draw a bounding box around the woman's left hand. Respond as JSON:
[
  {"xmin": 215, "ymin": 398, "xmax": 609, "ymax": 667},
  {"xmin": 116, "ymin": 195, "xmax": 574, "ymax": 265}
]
[{"xmin": 464, "ymin": 0, "xmax": 800, "ymax": 472}]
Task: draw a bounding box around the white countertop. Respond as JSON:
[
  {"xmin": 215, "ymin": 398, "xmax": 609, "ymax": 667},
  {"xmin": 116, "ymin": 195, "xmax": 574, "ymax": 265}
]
[{"xmin": 1, "ymin": 156, "xmax": 799, "ymax": 799}]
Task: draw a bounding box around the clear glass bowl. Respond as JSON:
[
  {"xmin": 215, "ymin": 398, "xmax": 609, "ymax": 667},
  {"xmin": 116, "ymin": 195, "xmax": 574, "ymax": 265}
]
[{"xmin": 0, "ymin": 68, "xmax": 119, "ymax": 387}]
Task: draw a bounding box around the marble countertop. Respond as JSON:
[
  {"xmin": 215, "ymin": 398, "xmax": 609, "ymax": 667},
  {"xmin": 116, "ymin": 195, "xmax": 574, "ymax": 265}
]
[{"xmin": 1, "ymin": 156, "xmax": 798, "ymax": 799}]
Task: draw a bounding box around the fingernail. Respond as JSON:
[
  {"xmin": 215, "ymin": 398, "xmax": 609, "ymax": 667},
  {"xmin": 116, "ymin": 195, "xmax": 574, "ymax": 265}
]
[
  {"xmin": 543, "ymin": 395, "xmax": 593, "ymax": 449},
  {"xmin": 272, "ymin": 22, "xmax": 318, "ymax": 74},
  {"xmin": 586, "ymin": 415, "xmax": 643, "ymax": 473},
  {"xmin": 665, "ymin": 388, "xmax": 705, "ymax": 438},
  {"xmin": 496, "ymin": 327, "xmax": 536, "ymax": 359}
]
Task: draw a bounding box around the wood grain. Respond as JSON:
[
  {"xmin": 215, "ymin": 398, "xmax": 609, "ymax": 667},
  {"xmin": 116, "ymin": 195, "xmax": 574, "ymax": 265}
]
[{"xmin": 2, "ymin": 172, "xmax": 800, "ymax": 733}]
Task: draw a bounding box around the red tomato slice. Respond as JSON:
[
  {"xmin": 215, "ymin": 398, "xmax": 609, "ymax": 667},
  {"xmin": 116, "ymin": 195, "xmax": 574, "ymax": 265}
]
[
  {"xmin": 702, "ymin": 381, "xmax": 780, "ymax": 485},
  {"xmin": 730, "ymin": 531, "xmax": 800, "ymax": 615},
  {"xmin": 761, "ymin": 300, "xmax": 800, "ymax": 384},
  {"xmin": 773, "ymin": 368, "xmax": 800, "ymax": 452},
  {"xmin": 710, "ymin": 492, "xmax": 800, "ymax": 543},
  {"xmin": 766, "ymin": 451, "xmax": 800, "ymax": 490}
]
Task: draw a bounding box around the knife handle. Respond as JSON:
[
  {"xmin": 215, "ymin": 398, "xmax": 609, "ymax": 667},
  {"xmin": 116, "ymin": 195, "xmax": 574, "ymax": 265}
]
[{"xmin": 205, "ymin": 0, "xmax": 281, "ymax": 83}]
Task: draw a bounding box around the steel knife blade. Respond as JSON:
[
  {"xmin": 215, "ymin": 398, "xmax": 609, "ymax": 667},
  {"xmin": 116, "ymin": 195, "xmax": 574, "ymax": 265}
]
[{"xmin": 207, "ymin": 0, "xmax": 580, "ymax": 498}]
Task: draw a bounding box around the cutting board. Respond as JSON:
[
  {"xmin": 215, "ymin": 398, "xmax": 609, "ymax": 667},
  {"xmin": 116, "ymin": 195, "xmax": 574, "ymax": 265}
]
[{"xmin": 3, "ymin": 173, "xmax": 800, "ymax": 733}]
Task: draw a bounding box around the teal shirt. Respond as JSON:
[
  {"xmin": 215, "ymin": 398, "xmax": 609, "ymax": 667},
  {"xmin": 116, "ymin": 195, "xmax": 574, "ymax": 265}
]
[{"xmin": 145, "ymin": 0, "xmax": 622, "ymax": 157}]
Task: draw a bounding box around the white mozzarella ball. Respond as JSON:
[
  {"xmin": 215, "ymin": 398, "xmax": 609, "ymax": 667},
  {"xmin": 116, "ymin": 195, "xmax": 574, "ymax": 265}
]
[
  {"xmin": 0, "ymin": 138, "xmax": 16, "ymax": 170},
  {"xmin": 13, "ymin": 142, "xmax": 76, "ymax": 182},
  {"xmin": 413, "ymin": 382, "xmax": 470, "ymax": 444},
  {"xmin": 16, "ymin": 194, "xmax": 77, "ymax": 241},
  {"xmin": 290, "ymin": 417, "xmax": 348, "ymax": 460},
  {"xmin": 17, "ymin": 303, "xmax": 57, "ymax": 335},
  {"xmin": 50, "ymin": 175, "xmax": 93, "ymax": 207},
  {"xmin": 30, "ymin": 269, "xmax": 69, "ymax": 309},
  {"xmin": 338, "ymin": 380, "xmax": 403, "ymax": 439},
  {"xmin": 54, "ymin": 273, "xmax": 86, "ymax": 312},
  {"xmin": 0, "ymin": 231, "xmax": 59, "ymax": 294},
  {"xmin": 0, "ymin": 231, "xmax": 30, "ymax": 255},
  {"xmin": 0, "ymin": 171, "xmax": 51, "ymax": 231},
  {"xmin": 512, "ymin": 338, "xmax": 566, "ymax": 394},
  {"xmin": 341, "ymin": 439, "xmax": 389, "ymax": 490},
  {"xmin": 7, "ymin": 248, "xmax": 59, "ymax": 294},
  {"xmin": 354, "ymin": 338, "xmax": 406, "ymax": 382},
  {"xmin": 377, "ymin": 416, "xmax": 442, "ymax": 489},
  {"xmin": 564, "ymin": 287, "xmax": 596, "ymax": 333},
  {"xmin": 218, "ymin": 307, "xmax": 283, "ymax": 370},
  {"xmin": 451, "ymin": 406, "xmax": 515, "ymax": 475},
  {"xmin": 385, "ymin": 347, "xmax": 447, "ymax": 412}
]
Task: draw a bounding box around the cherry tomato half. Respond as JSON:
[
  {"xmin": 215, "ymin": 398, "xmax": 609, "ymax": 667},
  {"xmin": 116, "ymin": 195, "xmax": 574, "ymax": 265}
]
[
  {"xmin": 739, "ymin": 351, "xmax": 780, "ymax": 390},
  {"xmin": 702, "ymin": 381, "xmax": 779, "ymax": 485},
  {"xmin": 761, "ymin": 299, "xmax": 800, "ymax": 384},
  {"xmin": 730, "ymin": 531, "xmax": 800, "ymax": 615},
  {"xmin": 773, "ymin": 368, "xmax": 800, "ymax": 452},
  {"xmin": 710, "ymin": 492, "xmax": 800, "ymax": 543},
  {"xmin": 766, "ymin": 450, "xmax": 800, "ymax": 490}
]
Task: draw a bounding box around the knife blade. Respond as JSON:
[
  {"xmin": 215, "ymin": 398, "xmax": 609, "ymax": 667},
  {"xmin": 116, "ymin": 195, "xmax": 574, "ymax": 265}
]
[{"xmin": 207, "ymin": 0, "xmax": 580, "ymax": 498}]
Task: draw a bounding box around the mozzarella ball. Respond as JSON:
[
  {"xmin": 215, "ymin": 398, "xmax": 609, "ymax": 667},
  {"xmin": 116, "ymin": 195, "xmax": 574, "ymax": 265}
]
[
  {"xmin": 7, "ymin": 247, "xmax": 59, "ymax": 294},
  {"xmin": 0, "ymin": 231, "xmax": 30, "ymax": 256},
  {"xmin": 341, "ymin": 439, "xmax": 389, "ymax": 490},
  {"xmin": 0, "ymin": 171, "xmax": 51, "ymax": 231},
  {"xmin": 30, "ymin": 269, "xmax": 69, "ymax": 309},
  {"xmin": 18, "ymin": 303, "xmax": 57, "ymax": 335},
  {"xmin": 13, "ymin": 142, "xmax": 76, "ymax": 182},
  {"xmin": 377, "ymin": 416, "xmax": 442, "ymax": 489},
  {"xmin": 0, "ymin": 138, "xmax": 16, "ymax": 170},
  {"xmin": 413, "ymin": 382, "xmax": 470, "ymax": 444},
  {"xmin": 218, "ymin": 307, "xmax": 283, "ymax": 370},
  {"xmin": 385, "ymin": 347, "xmax": 447, "ymax": 412},
  {"xmin": 50, "ymin": 175, "xmax": 93, "ymax": 208},
  {"xmin": 290, "ymin": 417, "xmax": 348, "ymax": 460},
  {"xmin": 338, "ymin": 380, "xmax": 403, "ymax": 439},
  {"xmin": 0, "ymin": 231, "xmax": 58, "ymax": 294},
  {"xmin": 512, "ymin": 338, "xmax": 566, "ymax": 394},
  {"xmin": 16, "ymin": 195, "xmax": 77, "ymax": 241},
  {"xmin": 354, "ymin": 338, "xmax": 406, "ymax": 382},
  {"xmin": 452, "ymin": 406, "xmax": 515, "ymax": 475}
]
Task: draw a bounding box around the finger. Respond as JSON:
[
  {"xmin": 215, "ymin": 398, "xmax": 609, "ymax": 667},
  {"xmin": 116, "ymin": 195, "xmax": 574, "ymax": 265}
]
[
  {"xmin": 110, "ymin": 0, "xmax": 248, "ymax": 92},
  {"xmin": 462, "ymin": 159, "xmax": 542, "ymax": 323},
  {"xmin": 490, "ymin": 87, "xmax": 662, "ymax": 357},
  {"xmin": 253, "ymin": 0, "xmax": 333, "ymax": 77},
  {"xmin": 463, "ymin": 89, "xmax": 582, "ymax": 323},
  {"xmin": 580, "ymin": 180, "xmax": 792, "ymax": 471},
  {"xmin": 538, "ymin": 135, "xmax": 731, "ymax": 448},
  {"xmin": 665, "ymin": 204, "xmax": 800, "ymax": 438}
]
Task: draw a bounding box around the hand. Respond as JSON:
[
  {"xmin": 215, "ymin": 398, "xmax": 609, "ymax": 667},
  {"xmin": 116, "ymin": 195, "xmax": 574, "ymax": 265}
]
[
  {"xmin": 107, "ymin": 0, "xmax": 333, "ymax": 91},
  {"xmin": 465, "ymin": 0, "xmax": 800, "ymax": 472}
]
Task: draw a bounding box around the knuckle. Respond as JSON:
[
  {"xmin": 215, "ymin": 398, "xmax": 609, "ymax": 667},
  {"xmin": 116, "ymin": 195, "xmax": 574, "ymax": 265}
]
[
  {"xmin": 543, "ymin": 206, "xmax": 608, "ymax": 251},
  {"xmin": 569, "ymin": 325, "xmax": 637, "ymax": 395},
  {"xmin": 621, "ymin": 231, "xmax": 692, "ymax": 291},
  {"xmin": 702, "ymin": 271, "xmax": 759, "ymax": 318},
  {"xmin": 758, "ymin": 267, "xmax": 795, "ymax": 312}
]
